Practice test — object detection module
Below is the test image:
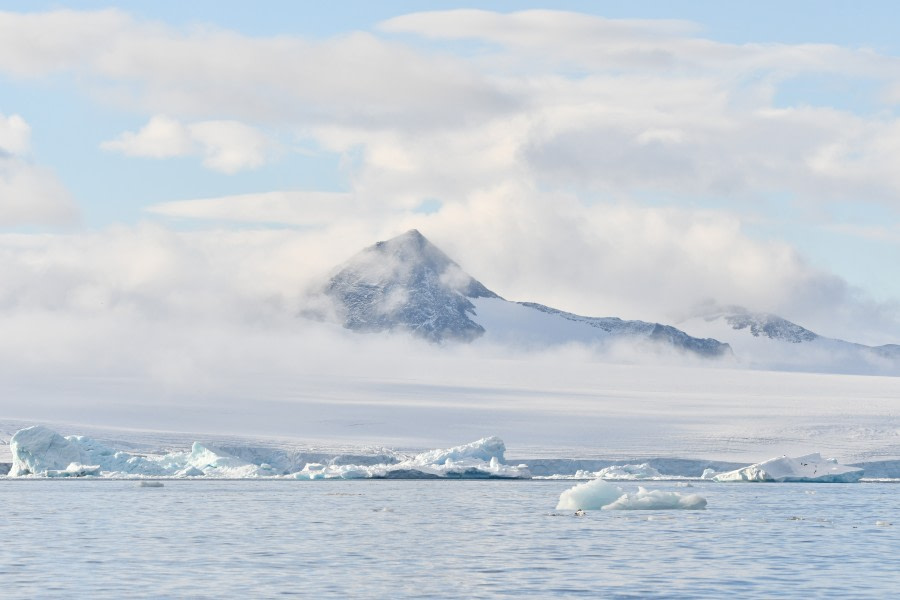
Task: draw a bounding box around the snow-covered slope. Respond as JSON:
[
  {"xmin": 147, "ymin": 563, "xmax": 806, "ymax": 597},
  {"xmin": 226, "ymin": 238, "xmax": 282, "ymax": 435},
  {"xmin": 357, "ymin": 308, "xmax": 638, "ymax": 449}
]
[
  {"xmin": 316, "ymin": 230, "xmax": 730, "ymax": 357},
  {"xmin": 474, "ymin": 298, "xmax": 728, "ymax": 357},
  {"xmin": 678, "ymin": 306, "xmax": 900, "ymax": 375}
]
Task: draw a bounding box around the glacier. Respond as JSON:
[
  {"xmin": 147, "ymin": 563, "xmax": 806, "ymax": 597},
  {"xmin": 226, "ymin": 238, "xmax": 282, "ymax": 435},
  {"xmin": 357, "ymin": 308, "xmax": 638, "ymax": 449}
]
[
  {"xmin": 712, "ymin": 453, "xmax": 864, "ymax": 483},
  {"xmin": 556, "ymin": 478, "xmax": 707, "ymax": 511},
  {"xmin": 7, "ymin": 426, "xmax": 529, "ymax": 480}
]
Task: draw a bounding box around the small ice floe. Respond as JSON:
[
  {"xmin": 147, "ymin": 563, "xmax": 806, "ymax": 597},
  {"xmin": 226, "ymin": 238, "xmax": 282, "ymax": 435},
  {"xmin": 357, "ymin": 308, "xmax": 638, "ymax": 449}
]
[
  {"xmin": 556, "ymin": 479, "xmax": 707, "ymax": 511},
  {"xmin": 574, "ymin": 509, "xmax": 586, "ymax": 517},
  {"xmin": 700, "ymin": 468, "xmax": 718, "ymax": 480},
  {"xmin": 713, "ymin": 453, "xmax": 863, "ymax": 483},
  {"xmin": 137, "ymin": 481, "xmax": 164, "ymax": 488},
  {"xmin": 876, "ymin": 521, "xmax": 892, "ymax": 527},
  {"xmin": 674, "ymin": 482, "xmax": 694, "ymax": 488}
]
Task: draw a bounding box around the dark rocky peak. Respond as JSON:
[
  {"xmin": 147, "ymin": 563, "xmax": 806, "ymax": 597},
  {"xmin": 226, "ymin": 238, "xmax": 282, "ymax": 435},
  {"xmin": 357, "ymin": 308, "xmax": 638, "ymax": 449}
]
[{"xmin": 325, "ymin": 230, "xmax": 498, "ymax": 342}]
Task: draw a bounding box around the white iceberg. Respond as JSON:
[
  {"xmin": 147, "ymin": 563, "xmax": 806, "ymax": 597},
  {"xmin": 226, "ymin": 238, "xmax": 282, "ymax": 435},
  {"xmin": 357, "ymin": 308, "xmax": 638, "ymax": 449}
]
[
  {"xmin": 10, "ymin": 426, "xmax": 111, "ymax": 477},
  {"xmin": 45, "ymin": 463, "xmax": 102, "ymax": 478},
  {"xmin": 713, "ymin": 453, "xmax": 863, "ymax": 483},
  {"xmin": 557, "ymin": 479, "xmax": 625, "ymax": 510},
  {"xmin": 293, "ymin": 437, "xmax": 529, "ymax": 479},
  {"xmin": 8, "ymin": 426, "xmax": 528, "ymax": 480},
  {"xmin": 557, "ymin": 478, "xmax": 707, "ymax": 510},
  {"xmin": 603, "ymin": 487, "xmax": 707, "ymax": 510},
  {"xmin": 595, "ymin": 463, "xmax": 662, "ymax": 480}
]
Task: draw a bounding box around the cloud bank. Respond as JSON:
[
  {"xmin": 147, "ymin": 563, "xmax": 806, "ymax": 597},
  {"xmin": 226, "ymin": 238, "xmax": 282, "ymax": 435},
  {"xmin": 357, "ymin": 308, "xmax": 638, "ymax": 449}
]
[
  {"xmin": 0, "ymin": 112, "xmax": 78, "ymax": 227},
  {"xmin": 0, "ymin": 8, "xmax": 898, "ymax": 345}
]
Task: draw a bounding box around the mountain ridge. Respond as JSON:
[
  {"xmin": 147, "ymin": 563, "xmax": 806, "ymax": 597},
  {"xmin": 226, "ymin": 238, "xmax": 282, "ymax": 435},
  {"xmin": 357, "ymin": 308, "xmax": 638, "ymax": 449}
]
[{"xmin": 317, "ymin": 229, "xmax": 730, "ymax": 357}]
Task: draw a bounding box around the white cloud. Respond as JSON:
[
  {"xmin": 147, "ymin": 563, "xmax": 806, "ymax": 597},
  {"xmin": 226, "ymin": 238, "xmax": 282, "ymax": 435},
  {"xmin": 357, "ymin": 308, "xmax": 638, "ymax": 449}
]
[
  {"xmin": 0, "ymin": 112, "xmax": 30, "ymax": 155},
  {"xmin": 0, "ymin": 8, "xmax": 899, "ymax": 340},
  {"xmin": 101, "ymin": 115, "xmax": 271, "ymax": 173},
  {"xmin": 100, "ymin": 115, "xmax": 193, "ymax": 158},
  {"xmin": 0, "ymin": 112, "xmax": 77, "ymax": 227},
  {"xmin": 188, "ymin": 120, "xmax": 269, "ymax": 173},
  {"xmin": 0, "ymin": 10, "xmax": 513, "ymax": 129},
  {"xmin": 146, "ymin": 190, "xmax": 355, "ymax": 225}
]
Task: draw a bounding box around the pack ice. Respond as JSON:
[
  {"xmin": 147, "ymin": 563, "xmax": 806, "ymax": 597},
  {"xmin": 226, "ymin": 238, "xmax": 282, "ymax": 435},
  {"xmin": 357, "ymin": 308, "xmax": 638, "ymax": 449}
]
[
  {"xmin": 556, "ymin": 478, "xmax": 707, "ymax": 510},
  {"xmin": 7, "ymin": 426, "xmax": 529, "ymax": 479},
  {"xmin": 712, "ymin": 453, "xmax": 863, "ymax": 483}
]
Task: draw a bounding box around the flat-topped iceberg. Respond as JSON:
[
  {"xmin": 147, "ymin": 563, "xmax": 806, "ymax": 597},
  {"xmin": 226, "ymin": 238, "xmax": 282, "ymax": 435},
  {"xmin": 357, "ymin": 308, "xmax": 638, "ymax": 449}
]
[
  {"xmin": 594, "ymin": 463, "xmax": 663, "ymax": 480},
  {"xmin": 556, "ymin": 478, "xmax": 707, "ymax": 511},
  {"xmin": 7, "ymin": 426, "xmax": 529, "ymax": 479},
  {"xmin": 713, "ymin": 453, "xmax": 863, "ymax": 483}
]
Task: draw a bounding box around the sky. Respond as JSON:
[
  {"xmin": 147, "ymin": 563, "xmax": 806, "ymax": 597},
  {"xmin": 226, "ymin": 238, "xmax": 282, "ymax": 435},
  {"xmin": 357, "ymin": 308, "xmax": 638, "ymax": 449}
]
[{"xmin": 1, "ymin": 1, "xmax": 899, "ymax": 353}]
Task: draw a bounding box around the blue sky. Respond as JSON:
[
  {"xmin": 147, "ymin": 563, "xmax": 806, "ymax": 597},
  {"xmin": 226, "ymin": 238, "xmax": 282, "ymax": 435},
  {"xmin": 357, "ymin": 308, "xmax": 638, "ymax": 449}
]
[{"xmin": 0, "ymin": 2, "xmax": 898, "ymax": 341}]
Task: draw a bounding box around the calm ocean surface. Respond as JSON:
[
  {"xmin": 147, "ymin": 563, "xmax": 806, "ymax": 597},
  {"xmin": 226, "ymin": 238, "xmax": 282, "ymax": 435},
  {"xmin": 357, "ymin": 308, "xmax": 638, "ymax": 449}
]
[{"xmin": 2, "ymin": 480, "xmax": 899, "ymax": 598}]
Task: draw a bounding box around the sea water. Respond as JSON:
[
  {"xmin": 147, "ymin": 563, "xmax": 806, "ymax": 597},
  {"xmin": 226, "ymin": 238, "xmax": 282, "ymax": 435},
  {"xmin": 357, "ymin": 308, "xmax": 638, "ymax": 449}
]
[{"xmin": 2, "ymin": 480, "xmax": 898, "ymax": 598}]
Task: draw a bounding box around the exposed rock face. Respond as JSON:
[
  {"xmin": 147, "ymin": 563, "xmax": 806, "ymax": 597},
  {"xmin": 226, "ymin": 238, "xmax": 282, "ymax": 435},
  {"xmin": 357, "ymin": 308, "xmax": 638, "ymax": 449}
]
[
  {"xmin": 722, "ymin": 308, "xmax": 818, "ymax": 343},
  {"xmin": 325, "ymin": 229, "xmax": 499, "ymax": 342}
]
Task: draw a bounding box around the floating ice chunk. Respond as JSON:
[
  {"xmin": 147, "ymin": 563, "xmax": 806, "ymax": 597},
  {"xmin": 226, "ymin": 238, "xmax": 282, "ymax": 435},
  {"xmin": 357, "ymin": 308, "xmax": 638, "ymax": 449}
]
[
  {"xmin": 556, "ymin": 479, "xmax": 625, "ymax": 510},
  {"xmin": 290, "ymin": 439, "xmax": 530, "ymax": 480},
  {"xmin": 186, "ymin": 443, "xmax": 273, "ymax": 477},
  {"xmin": 10, "ymin": 426, "xmax": 91, "ymax": 476},
  {"xmin": 602, "ymin": 487, "xmax": 707, "ymax": 510},
  {"xmin": 175, "ymin": 466, "xmax": 205, "ymax": 478},
  {"xmin": 8, "ymin": 427, "xmax": 528, "ymax": 480},
  {"xmin": 595, "ymin": 463, "xmax": 662, "ymax": 480},
  {"xmin": 700, "ymin": 468, "xmax": 718, "ymax": 480},
  {"xmin": 392, "ymin": 437, "xmax": 529, "ymax": 479},
  {"xmin": 713, "ymin": 453, "xmax": 863, "ymax": 483},
  {"xmin": 557, "ymin": 479, "xmax": 708, "ymax": 510},
  {"xmin": 293, "ymin": 462, "xmax": 381, "ymax": 480},
  {"xmin": 137, "ymin": 481, "xmax": 164, "ymax": 488},
  {"xmin": 414, "ymin": 436, "xmax": 507, "ymax": 465},
  {"xmin": 46, "ymin": 463, "xmax": 101, "ymax": 478},
  {"xmin": 9, "ymin": 425, "xmax": 163, "ymax": 476}
]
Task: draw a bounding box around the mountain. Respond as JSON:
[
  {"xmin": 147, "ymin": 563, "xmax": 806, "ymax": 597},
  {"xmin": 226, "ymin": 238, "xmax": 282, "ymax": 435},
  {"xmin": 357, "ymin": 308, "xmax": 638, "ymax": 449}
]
[
  {"xmin": 323, "ymin": 229, "xmax": 498, "ymax": 342},
  {"xmin": 317, "ymin": 229, "xmax": 730, "ymax": 357},
  {"xmin": 677, "ymin": 306, "xmax": 900, "ymax": 375}
]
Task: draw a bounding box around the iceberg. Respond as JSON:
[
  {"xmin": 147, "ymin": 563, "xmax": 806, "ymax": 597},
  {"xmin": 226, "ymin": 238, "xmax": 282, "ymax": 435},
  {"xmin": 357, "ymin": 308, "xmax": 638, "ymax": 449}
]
[
  {"xmin": 10, "ymin": 426, "xmax": 112, "ymax": 477},
  {"xmin": 713, "ymin": 453, "xmax": 863, "ymax": 483},
  {"xmin": 292, "ymin": 437, "xmax": 529, "ymax": 479},
  {"xmin": 556, "ymin": 478, "xmax": 707, "ymax": 510},
  {"xmin": 603, "ymin": 487, "xmax": 707, "ymax": 510},
  {"xmin": 45, "ymin": 463, "xmax": 102, "ymax": 478},
  {"xmin": 557, "ymin": 479, "xmax": 625, "ymax": 510},
  {"xmin": 7, "ymin": 426, "xmax": 528, "ymax": 480},
  {"xmin": 595, "ymin": 463, "xmax": 662, "ymax": 480}
]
